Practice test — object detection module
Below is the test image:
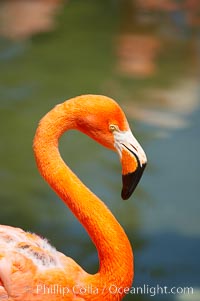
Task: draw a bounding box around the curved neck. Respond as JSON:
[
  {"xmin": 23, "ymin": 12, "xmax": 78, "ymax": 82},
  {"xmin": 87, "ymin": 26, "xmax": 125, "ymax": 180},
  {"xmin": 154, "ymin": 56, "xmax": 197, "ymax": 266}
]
[{"xmin": 33, "ymin": 98, "xmax": 133, "ymax": 293}]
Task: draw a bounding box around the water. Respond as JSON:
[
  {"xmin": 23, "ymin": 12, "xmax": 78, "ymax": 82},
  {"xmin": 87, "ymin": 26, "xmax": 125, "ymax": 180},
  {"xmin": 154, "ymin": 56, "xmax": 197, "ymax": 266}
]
[{"xmin": 0, "ymin": 1, "xmax": 200, "ymax": 300}]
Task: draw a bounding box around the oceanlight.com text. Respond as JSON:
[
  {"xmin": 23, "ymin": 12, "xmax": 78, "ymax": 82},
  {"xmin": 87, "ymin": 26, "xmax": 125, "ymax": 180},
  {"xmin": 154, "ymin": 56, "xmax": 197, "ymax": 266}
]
[{"xmin": 32, "ymin": 283, "xmax": 194, "ymax": 297}]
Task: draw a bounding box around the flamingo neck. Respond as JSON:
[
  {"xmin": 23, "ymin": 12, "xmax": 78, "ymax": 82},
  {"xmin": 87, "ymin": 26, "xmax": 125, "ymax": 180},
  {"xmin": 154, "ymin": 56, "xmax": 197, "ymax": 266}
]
[{"xmin": 33, "ymin": 98, "xmax": 133, "ymax": 294}]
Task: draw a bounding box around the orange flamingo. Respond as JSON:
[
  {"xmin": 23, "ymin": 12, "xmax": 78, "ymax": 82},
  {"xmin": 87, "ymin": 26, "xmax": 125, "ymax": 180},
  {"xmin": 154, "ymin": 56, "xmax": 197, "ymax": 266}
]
[{"xmin": 0, "ymin": 95, "xmax": 147, "ymax": 300}]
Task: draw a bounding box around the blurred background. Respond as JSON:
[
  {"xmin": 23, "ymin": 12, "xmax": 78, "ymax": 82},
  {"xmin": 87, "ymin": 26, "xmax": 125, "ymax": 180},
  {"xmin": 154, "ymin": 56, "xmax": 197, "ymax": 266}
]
[{"xmin": 0, "ymin": 0, "xmax": 200, "ymax": 300}]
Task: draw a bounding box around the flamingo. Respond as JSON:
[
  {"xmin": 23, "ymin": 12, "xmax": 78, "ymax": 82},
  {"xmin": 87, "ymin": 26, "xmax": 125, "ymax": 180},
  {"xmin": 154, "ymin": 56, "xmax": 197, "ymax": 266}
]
[{"xmin": 0, "ymin": 95, "xmax": 147, "ymax": 301}]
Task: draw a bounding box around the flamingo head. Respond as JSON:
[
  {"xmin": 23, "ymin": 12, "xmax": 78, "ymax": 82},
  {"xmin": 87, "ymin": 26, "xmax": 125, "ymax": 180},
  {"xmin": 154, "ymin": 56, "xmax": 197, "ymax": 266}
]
[{"xmin": 75, "ymin": 95, "xmax": 147, "ymax": 200}]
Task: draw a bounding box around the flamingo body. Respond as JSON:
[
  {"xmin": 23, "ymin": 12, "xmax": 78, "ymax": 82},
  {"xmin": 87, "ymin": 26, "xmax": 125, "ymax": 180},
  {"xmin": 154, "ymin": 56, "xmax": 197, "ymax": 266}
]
[
  {"xmin": 0, "ymin": 95, "xmax": 147, "ymax": 300},
  {"xmin": 0, "ymin": 225, "xmax": 87, "ymax": 300}
]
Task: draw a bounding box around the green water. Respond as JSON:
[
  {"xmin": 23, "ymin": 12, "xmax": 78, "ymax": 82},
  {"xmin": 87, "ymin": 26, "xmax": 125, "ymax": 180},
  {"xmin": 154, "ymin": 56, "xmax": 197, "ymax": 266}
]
[{"xmin": 0, "ymin": 1, "xmax": 200, "ymax": 300}]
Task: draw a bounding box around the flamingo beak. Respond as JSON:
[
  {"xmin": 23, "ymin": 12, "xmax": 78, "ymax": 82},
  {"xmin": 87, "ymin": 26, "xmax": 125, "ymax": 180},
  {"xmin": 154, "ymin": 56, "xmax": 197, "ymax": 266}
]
[
  {"xmin": 121, "ymin": 155, "xmax": 146, "ymax": 200},
  {"xmin": 114, "ymin": 129, "xmax": 147, "ymax": 200}
]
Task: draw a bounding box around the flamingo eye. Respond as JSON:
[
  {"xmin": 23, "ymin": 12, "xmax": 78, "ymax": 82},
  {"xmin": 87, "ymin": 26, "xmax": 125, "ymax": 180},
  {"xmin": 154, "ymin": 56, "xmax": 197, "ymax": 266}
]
[{"xmin": 109, "ymin": 124, "xmax": 119, "ymax": 133}]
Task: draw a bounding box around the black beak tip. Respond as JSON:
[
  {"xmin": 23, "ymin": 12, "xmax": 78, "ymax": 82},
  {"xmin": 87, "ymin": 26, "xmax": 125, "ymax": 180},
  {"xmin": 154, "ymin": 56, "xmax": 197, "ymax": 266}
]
[{"xmin": 121, "ymin": 163, "xmax": 146, "ymax": 200}]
